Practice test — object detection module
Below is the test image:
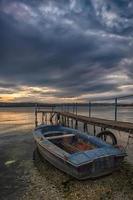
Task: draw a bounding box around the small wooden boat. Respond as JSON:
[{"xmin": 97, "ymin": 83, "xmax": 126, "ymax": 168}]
[{"xmin": 33, "ymin": 125, "xmax": 126, "ymax": 180}]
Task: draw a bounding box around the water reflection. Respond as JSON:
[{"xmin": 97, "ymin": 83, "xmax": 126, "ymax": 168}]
[
  {"xmin": 0, "ymin": 107, "xmax": 34, "ymax": 135},
  {"xmin": 0, "ymin": 107, "xmax": 133, "ymax": 164}
]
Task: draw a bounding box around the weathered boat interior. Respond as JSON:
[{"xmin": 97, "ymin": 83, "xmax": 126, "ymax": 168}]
[{"xmin": 45, "ymin": 132, "xmax": 97, "ymax": 154}]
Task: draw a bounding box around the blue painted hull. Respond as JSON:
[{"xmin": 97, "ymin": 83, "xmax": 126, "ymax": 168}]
[{"xmin": 33, "ymin": 125, "xmax": 126, "ymax": 179}]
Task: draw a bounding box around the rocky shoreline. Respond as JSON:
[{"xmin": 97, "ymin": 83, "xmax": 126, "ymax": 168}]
[{"xmin": 0, "ymin": 129, "xmax": 133, "ymax": 200}]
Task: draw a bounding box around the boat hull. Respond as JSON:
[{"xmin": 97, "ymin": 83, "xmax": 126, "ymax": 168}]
[
  {"xmin": 35, "ymin": 141, "xmax": 124, "ymax": 180},
  {"xmin": 33, "ymin": 125, "xmax": 126, "ymax": 180}
]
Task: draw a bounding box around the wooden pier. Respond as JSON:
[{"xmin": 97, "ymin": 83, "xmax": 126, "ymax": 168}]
[
  {"xmin": 35, "ymin": 110, "xmax": 133, "ymax": 134},
  {"xmin": 35, "ymin": 94, "xmax": 133, "ymax": 145}
]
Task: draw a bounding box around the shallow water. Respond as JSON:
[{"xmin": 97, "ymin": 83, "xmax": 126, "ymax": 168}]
[{"xmin": 0, "ymin": 107, "xmax": 133, "ymax": 200}]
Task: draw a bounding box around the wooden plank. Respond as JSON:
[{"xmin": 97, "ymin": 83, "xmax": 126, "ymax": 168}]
[{"xmin": 46, "ymin": 134, "xmax": 75, "ymax": 140}]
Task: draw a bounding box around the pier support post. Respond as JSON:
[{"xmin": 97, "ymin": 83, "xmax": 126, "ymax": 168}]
[
  {"xmin": 50, "ymin": 113, "xmax": 52, "ymax": 124},
  {"xmin": 89, "ymin": 101, "xmax": 91, "ymax": 118},
  {"xmin": 67, "ymin": 117, "xmax": 69, "ymax": 127},
  {"xmin": 75, "ymin": 103, "xmax": 77, "ymax": 115},
  {"xmin": 64, "ymin": 116, "xmax": 66, "ymax": 126},
  {"xmin": 45, "ymin": 113, "xmax": 47, "ymax": 124},
  {"xmin": 42, "ymin": 112, "xmax": 44, "ymax": 124},
  {"xmin": 35, "ymin": 104, "xmax": 38, "ymax": 127},
  {"xmin": 94, "ymin": 125, "xmax": 96, "ymax": 136},
  {"xmin": 71, "ymin": 118, "xmax": 73, "ymax": 128},
  {"xmin": 115, "ymin": 98, "xmax": 118, "ymax": 121},
  {"xmin": 62, "ymin": 116, "xmax": 64, "ymax": 126},
  {"xmin": 101, "ymin": 127, "xmax": 106, "ymax": 132},
  {"xmin": 83, "ymin": 123, "xmax": 88, "ymax": 133},
  {"xmin": 35, "ymin": 111, "xmax": 38, "ymax": 127},
  {"xmin": 101, "ymin": 127, "xmax": 104, "ymax": 132},
  {"xmin": 62, "ymin": 115, "xmax": 64, "ymax": 125},
  {"xmin": 59, "ymin": 115, "xmax": 61, "ymax": 125},
  {"xmin": 57, "ymin": 113, "xmax": 60, "ymax": 124},
  {"xmin": 75, "ymin": 120, "xmax": 78, "ymax": 129}
]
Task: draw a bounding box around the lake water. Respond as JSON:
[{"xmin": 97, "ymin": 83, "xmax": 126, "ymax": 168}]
[
  {"xmin": 0, "ymin": 106, "xmax": 133, "ymax": 200},
  {"xmin": 0, "ymin": 106, "xmax": 133, "ymax": 162}
]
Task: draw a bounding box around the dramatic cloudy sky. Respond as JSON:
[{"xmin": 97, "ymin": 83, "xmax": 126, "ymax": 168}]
[{"xmin": 0, "ymin": 0, "xmax": 133, "ymax": 103}]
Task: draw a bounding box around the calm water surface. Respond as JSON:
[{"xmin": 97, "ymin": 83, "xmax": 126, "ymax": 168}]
[
  {"xmin": 0, "ymin": 106, "xmax": 133, "ymax": 161},
  {"xmin": 0, "ymin": 106, "xmax": 133, "ymax": 200}
]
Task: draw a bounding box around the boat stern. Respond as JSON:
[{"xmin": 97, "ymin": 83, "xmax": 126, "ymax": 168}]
[{"xmin": 68, "ymin": 146, "xmax": 126, "ymax": 179}]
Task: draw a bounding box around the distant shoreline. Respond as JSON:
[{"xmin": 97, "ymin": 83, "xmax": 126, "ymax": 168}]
[{"xmin": 0, "ymin": 103, "xmax": 133, "ymax": 107}]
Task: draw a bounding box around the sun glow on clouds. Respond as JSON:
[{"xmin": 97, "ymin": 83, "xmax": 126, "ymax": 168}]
[
  {"xmin": 0, "ymin": 96, "xmax": 14, "ymax": 102},
  {"xmin": 0, "ymin": 89, "xmax": 28, "ymax": 102},
  {"xmin": 0, "ymin": 85, "xmax": 80, "ymax": 103},
  {"xmin": 1, "ymin": 84, "xmax": 132, "ymax": 103},
  {"xmin": 0, "ymin": 0, "xmax": 133, "ymax": 103}
]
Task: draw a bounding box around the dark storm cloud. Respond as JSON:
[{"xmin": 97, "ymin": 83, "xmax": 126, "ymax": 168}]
[{"xmin": 0, "ymin": 0, "xmax": 133, "ymax": 101}]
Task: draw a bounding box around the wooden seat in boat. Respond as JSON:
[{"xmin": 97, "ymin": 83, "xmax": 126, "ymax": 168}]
[{"xmin": 45, "ymin": 133, "xmax": 75, "ymax": 140}]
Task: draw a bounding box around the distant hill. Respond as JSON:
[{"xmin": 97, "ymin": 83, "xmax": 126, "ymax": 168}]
[
  {"xmin": 0, "ymin": 102, "xmax": 54, "ymax": 107},
  {"xmin": 0, "ymin": 102, "xmax": 133, "ymax": 107}
]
